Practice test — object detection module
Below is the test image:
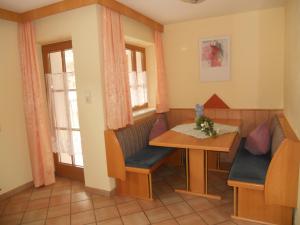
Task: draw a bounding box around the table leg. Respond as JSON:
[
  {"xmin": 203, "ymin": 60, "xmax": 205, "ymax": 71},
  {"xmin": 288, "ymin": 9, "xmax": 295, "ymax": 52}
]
[
  {"xmin": 175, "ymin": 149, "xmax": 222, "ymax": 200},
  {"xmin": 185, "ymin": 148, "xmax": 189, "ymax": 191}
]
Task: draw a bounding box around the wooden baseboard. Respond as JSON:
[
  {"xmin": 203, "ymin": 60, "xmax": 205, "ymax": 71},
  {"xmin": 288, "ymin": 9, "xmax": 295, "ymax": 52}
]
[
  {"xmin": 0, "ymin": 181, "xmax": 33, "ymax": 201},
  {"xmin": 231, "ymin": 215, "xmax": 276, "ymax": 225},
  {"xmin": 85, "ymin": 185, "xmax": 115, "ymax": 197}
]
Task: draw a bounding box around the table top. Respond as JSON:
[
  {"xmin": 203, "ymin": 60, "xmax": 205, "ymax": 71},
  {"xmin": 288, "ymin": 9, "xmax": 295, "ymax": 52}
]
[{"xmin": 149, "ymin": 119, "xmax": 241, "ymax": 152}]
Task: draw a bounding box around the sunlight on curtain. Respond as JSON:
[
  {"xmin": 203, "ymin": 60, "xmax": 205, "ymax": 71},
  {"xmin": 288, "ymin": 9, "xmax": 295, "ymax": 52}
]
[
  {"xmin": 102, "ymin": 6, "xmax": 133, "ymax": 129},
  {"xmin": 18, "ymin": 22, "xmax": 55, "ymax": 187}
]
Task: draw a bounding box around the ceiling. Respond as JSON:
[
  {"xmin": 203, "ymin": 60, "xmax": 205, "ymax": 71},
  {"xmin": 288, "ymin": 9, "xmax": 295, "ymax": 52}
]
[
  {"xmin": 0, "ymin": 0, "xmax": 286, "ymax": 23},
  {"xmin": 116, "ymin": 0, "xmax": 286, "ymax": 24},
  {"xmin": 0, "ymin": 0, "xmax": 61, "ymax": 13}
]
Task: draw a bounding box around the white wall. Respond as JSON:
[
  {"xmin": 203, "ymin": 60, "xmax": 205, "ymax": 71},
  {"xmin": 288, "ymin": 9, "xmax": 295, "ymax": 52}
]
[
  {"xmin": 285, "ymin": 0, "xmax": 300, "ymax": 223},
  {"xmin": 35, "ymin": 5, "xmax": 114, "ymax": 191},
  {"xmin": 163, "ymin": 7, "xmax": 285, "ymax": 109},
  {"xmin": 0, "ymin": 19, "xmax": 32, "ymax": 194}
]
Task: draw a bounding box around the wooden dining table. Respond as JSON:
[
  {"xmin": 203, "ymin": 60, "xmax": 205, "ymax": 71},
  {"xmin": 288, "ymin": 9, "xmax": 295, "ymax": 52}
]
[{"xmin": 149, "ymin": 119, "xmax": 242, "ymax": 200}]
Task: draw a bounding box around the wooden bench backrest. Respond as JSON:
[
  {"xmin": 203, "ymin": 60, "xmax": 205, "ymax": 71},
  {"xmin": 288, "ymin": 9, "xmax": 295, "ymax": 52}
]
[
  {"xmin": 265, "ymin": 114, "xmax": 300, "ymax": 207},
  {"xmin": 104, "ymin": 114, "xmax": 156, "ymax": 181}
]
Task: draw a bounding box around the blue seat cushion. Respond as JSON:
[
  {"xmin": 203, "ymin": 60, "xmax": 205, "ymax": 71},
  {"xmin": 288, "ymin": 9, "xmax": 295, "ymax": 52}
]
[
  {"xmin": 228, "ymin": 138, "xmax": 271, "ymax": 185},
  {"xmin": 125, "ymin": 146, "xmax": 173, "ymax": 169}
]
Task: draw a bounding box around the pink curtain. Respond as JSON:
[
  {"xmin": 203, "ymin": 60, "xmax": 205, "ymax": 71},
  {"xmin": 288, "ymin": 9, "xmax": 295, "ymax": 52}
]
[
  {"xmin": 154, "ymin": 31, "xmax": 169, "ymax": 113},
  {"xmin": 18, "ymin": 22, "xmax": 55, "ymax": 187},
  {"xmin": 102, "ymin": 7, "xmax": 133, "ymax": 129}
]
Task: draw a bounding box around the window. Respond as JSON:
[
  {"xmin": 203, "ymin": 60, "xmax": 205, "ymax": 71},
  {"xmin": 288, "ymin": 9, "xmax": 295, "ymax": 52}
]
[
  {"xmin": 42, "ymin": 41, "xmax": 84, "ymax": 168},
  {"xmin": 125, "ymin": 44, "xmax": 148, "ymax": 110}
]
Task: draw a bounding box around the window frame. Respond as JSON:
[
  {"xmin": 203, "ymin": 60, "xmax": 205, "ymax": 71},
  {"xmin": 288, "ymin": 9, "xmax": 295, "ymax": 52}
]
[{"xmin": 125, "ymin": 44, "xmax": 148, "ymax": 111}]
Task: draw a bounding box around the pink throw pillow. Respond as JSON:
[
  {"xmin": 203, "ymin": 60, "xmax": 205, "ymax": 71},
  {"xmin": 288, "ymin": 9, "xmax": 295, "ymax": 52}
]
[
  {"xmin": 149, "ymin": 117, "xmax": 168, "ymax": 140},
  {"xmin": 245, "ymin": 122, "xmax": 270, "ymax": 155}
]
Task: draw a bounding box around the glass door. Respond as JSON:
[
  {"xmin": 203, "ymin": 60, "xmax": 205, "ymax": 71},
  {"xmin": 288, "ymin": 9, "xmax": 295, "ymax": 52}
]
[{"xmin": 42, "ymin": 41, "xmax": 84, "ymax": 182}]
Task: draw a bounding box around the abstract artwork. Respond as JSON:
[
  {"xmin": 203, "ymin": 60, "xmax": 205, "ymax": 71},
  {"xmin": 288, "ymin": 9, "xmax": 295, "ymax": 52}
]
[{"xmin": 200, "ymin": 36, "xmax": 230, "ymax": 81}]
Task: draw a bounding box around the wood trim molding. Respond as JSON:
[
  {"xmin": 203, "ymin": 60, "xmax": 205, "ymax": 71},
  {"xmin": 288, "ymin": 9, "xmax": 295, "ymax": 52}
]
[
  {"xmin": 0, "ymin": 181, "xmax": 33, "ymax": 201},
  {"xmin": 0, "ymin": 8, "xmax": 20, "ymax": 22},
  {"xmin": 98, "ymin": 0, "xmax": 163, "ymax": 32},
  {"xmin": 20, "ymin": 0, "xmax": 97, "ymax": 22},
  {"xmin": 0, "ymin": 0, "xmax": 164, "ymax": 32}
]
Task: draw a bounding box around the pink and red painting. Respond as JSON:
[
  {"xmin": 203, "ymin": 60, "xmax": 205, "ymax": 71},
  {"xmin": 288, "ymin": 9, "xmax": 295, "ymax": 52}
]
[{"xmin": 200, "ymin": 37, "xmax": 230, "ymax": 81}]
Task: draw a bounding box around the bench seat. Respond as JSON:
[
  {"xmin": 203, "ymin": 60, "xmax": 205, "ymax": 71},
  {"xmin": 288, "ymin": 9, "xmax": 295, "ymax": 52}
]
[
  {"xmin": 125, "ymin": 146, "xmax": 173, "ymax": 168},
  {"xmin": 228, "ymin": 138, "xmax": 271, "ymax": 185}
]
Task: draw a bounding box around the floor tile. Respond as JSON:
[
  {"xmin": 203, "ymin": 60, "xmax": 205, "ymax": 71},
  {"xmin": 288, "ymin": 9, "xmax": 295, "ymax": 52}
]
[
  {"xmin": 46, "ymin": 215, "xmax": 71, "ymax": 225},
  {"xmin": 144, "ymin": 206, "xmax": 172, "ymax": 223},
  {"xmin": 113, "ymin": 196, "xmax": 135, "ymax": 204},
  {"xmin": 53, "ymin": 177, "xmax": 71, "ymax": 188},
  {"xmin": 94, "ymin": 206, "xmax": 119, "ymax": 222},
  {"xmin": 137, "ymin": 198, "xmax": 163, "ymax": 210},
  {"xmin": 9, "ymin": 191, "xmax": 32, "ymax": 204},
  {"xmin": 0, "ymin": 213, "xmax": 23, "ymax": 225},
  {"xmin": 151, "ymin": 218, "xmax": 178, "ymax": 225},
  {"xmin": 232, "ymin": 218, "xmax": 265, "ymax": 225},
  {"xmin": 153, "ymin": 182, "xmax": 174, "ymax": 195},
  {"xmin": 176, "ymin": 213, "xmax": 206, "ymax": 225},
  {"xmin": 49, "ymin": 194, "xmax": 71, "ymax": 207},
  {"xmin": 97, "ymin": 218, "xmax": 123, "ymax": 225},
  {"xmin": 22, "ymin": 208, "xmax": 47, "ymax": 223},
  {"xmin": 71, "ymin": 192, "xmax": 90, "ymax": 203},
  {"xmin": 30, "ymin": 189, "xmax": 51, "ymax": 200},
  {"xmin": 93, "ymin": 198, "xmax": 115, "ymax": 209},
  {"xmin": 3, "ymin": 201, "xmax": 28, "ymax": 215},
  {"xmin": 117, "ymin": 201, "xmax": 141, "ymax": 216},
  {"xmin": 217, "ymin": 221, "xmax": 237, "ymax": 225},
  {"xmin": 0, "ymin": 169, "xmax": 239, "ymax": 225},
  {"xmin": 71, "ymin": 200, "xmax": 93, "ymax": 214},
  {"xmin": 21, "ymin": 220, "xmax": 45, "ymax": 225},
  {"xmin": 186, "ymin": 197, "xmax": 215, "ymax": 211},
  {"xmin": 159, "ymin": 193, "xmax": 183, "ymax": 205},
  {"xmin": 198, "ymin": 207, "xmax": 230, "ymax": 225},
  {"xmin": 71, "ymin": 185, "xmax": 85, "ymax": 194},
  {"xmin": 166, "ymin": 202, "xmax": 193, "ymax": 217},
  {"xmin": 47, "ymin": 204, "xmax": 70, "ymax": 218},
  {"xmin": 52, "ymin": 186, "xmax": 71, "ymax": 197},
  {"xmin": 27, "ymin": 198, "xmax": 49, "ymax": 211},
  {"xmin": 71, "ymin": 210, "xmax": 95, "ymax": 225},
  {"xmin": 121, "ymin": 212, "xmax": 150, "ymax": 225}
]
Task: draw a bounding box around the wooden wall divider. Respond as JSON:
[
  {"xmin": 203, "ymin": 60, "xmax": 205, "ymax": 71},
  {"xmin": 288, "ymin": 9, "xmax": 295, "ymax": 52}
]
[
  {"xmin": 0, "ymin": 0, "xmax": 164, "ymax": 32},
  {"xmin": 166, "ymin": 108, "xmax": 283, "ymax": 137}
]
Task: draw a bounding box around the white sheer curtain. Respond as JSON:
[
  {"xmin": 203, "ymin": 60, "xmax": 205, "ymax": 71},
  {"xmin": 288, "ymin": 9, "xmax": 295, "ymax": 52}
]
[
  {"xmin": 46, "ymin": 72, "xmax": 77, "ymax": 156},
  {"xmin": 129, "ymin": 71, "xmax": 148, "ymax": 107}
]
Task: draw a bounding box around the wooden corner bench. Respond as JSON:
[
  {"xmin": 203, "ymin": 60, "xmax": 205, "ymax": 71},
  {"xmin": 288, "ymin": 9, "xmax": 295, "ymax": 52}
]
[
  {"xmin": 104, "ymin": 115, "xmax": 176, "ymax": 200},
  {"xmin": 228, "ymin": 114, "xmax": 300, "ymax": 225}
]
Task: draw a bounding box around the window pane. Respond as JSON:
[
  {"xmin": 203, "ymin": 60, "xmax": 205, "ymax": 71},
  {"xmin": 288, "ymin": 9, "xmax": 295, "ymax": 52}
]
[
  {"xmin": 72, "ymin": 131, "xmax": 83, "ymax": 166},
  {"xmin": 126, "ymin": 49, "xmax": 133, "ymax": 72},
  {"xmin": 68, "ymin": 91, "xmax": 80, "ymax": 129},
  {"xmin": 65, "ymin": 49, "xmax": 74, "ymax": 72},
  {"xmin": 59, "ymin": 152, "xmax": 72, "ymax": 164},
  {"xmin": 136, "ymin": 51, "xmax": 143, "ymax": 72},
  {"xmin": 53, "ymin": 92, "xmax": 68, "ymax": 128},
  {"xmin": 50, "ymin": 52, "xmax": 63, "ymax": 74},
  {"xmin": 67, "ymin": 72, "xmax": 76, "ymax": 89},
  {"xmin": 56, "ymin": 129, "xmax": 72, "ymax": 154},
  {"xmin": 74, "ymin": 155, "xmax": 83, "ymax": 167},
  {"xmin": 47, "ymin": 73, "xmax": 64, "ymax": 90}
]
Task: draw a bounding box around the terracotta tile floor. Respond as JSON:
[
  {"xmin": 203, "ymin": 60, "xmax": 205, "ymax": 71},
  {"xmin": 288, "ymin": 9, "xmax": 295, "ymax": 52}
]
[{"xmin": 0, "ymin": 166, "xmax": 264, "ymax": 225}]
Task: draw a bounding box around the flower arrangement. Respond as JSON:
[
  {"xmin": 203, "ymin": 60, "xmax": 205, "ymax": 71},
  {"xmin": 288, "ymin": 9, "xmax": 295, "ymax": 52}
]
[{"xmin": 195, "ymin": 116, "xmax": 217, "ymax": 137}]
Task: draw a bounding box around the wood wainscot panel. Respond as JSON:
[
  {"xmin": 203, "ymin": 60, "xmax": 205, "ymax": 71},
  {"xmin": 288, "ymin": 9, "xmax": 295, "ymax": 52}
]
[
  {"xmin": 167, "ymin": 108, "xmax": 283, "ymax": 137},
  {"xmin": 166, "ymin": 108, "xmax": 283, "ymax": 169}
]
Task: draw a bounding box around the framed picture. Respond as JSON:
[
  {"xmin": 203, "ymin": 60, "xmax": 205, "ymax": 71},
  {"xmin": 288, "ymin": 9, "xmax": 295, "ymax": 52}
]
[{"xmin": 200, "ymin": 36, "xmax": 230, "ymax": 81}]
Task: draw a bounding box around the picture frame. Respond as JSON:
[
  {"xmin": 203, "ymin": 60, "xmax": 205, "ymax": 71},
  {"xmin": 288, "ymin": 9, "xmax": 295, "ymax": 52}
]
[{"xmin": 199, "ymin": 36, "xmax": 230, "ymax": 82}]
